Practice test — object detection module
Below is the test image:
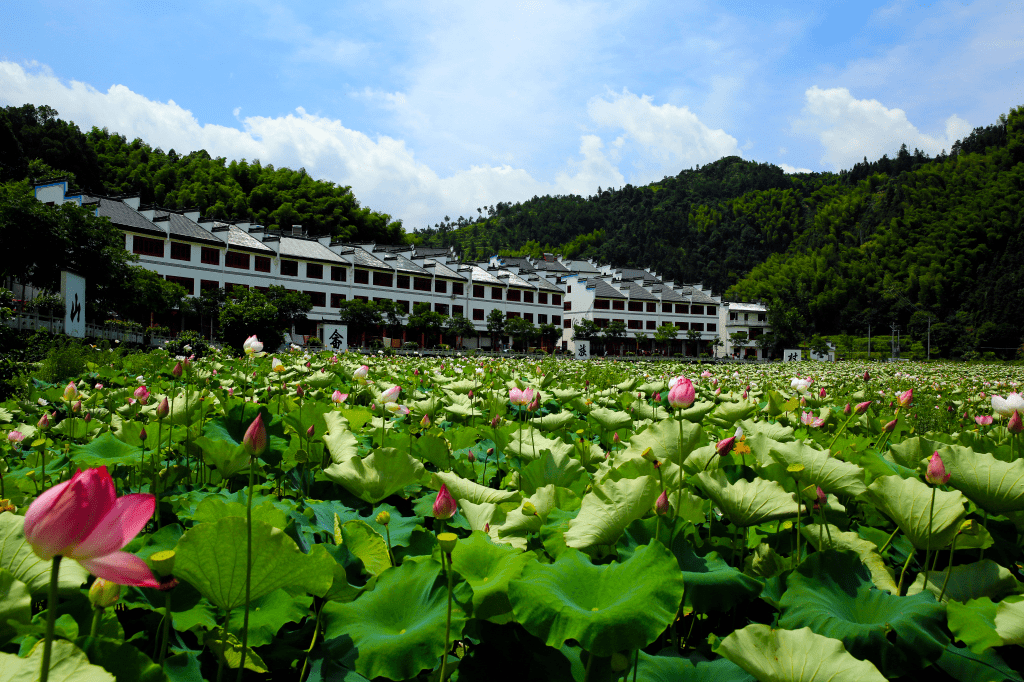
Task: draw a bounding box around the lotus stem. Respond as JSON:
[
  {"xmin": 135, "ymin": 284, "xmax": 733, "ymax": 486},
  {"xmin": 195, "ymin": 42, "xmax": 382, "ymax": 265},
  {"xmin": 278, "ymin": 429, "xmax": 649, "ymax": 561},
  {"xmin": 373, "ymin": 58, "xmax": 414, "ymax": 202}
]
[
  {"xmin": 897, "ymin": 547, "xmax": 915, "ymax": 596},
  {"xmin": 827, "ymin": 412, "xmax": 856, "ymax": 451},
  {"xmin": 236, "ymin": 460, "xmax": 255, "ymax": 681},
  {"xmin": 923, "ymin": 486, "xmax": 936, "ymax": 591},
  {"xmin": 938, "ymin": 533, "xmax": 959, "ymax": 602},
  {"xmin": 90, "ymin": 606, "xmax": 102, "ymax": 640},
  {"xmin": 40, "ymin": 555, "xmax": 62, "ymax": 682},
  {"xmin": 216, "ymin": 609, "xmax": 230, "ymax": 682},
  {"xmin": 158, "ymin": 590, "xmax": 172, "ymax": 665},
  {"xmin": 633, "ymin": 648, "xmax": 640, "ymax": 682},
  {"xmin": 879, "ymin": 527, "xmax": 899, "ymax": 554},
  {"xmin": 582, "ymin": 650, "xmax": 594, "ymax": 682},
  {"xmin": 440, "ymin": 550, "xmax": 454, "ymax": 682},
  {"xmin": 298, "ymin": 601, "xmax": 323, "ymax": 682}
]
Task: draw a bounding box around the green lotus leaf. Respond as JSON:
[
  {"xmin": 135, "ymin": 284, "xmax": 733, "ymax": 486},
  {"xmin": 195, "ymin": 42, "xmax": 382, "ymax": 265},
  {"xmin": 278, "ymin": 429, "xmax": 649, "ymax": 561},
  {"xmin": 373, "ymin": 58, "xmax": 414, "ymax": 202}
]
[
  {"xmin": 204, "ymin": 627, "xmax": 268, "ymax": 672},
  {"xmin": 619, "ymin": 516, "xmax": 762, "ymax": 613},
  {"xmin": 888, "ymin": 436, "xmax": 951, "ymax": 470},
  {"xmin": 617, "ymin": 377, "xmax": 641, "ymax": 392},
  {"xmin": 947, "ymin": 595, "xmax": 1024, "ymax": 653},
  {"xmin": 629, "ymin": 652, "xmax": 755, "ymax": 681},
  {"xmin": 458, "ymin": 499, "xmax": 506, "ymax": 533},
  {"xmin": 340, "ymin": 520, "xmax": 391, "ymax": 577},
  {"xmin": 801, "ymin": 524, "xmax": 896, "ymax": 594},
  {"xmin": 933, "ymin": 642, "xmax": 1024, "ymax": 682},
  {"xmin": 504, "ymin": 425, "xmax": 575, "ymax": 463},
  {"xmin": 322, "ymin": 559, "xmax": 470, "ymax": 681},
  {"xmin": 227, "ymin": 587, "xmax": 313, "ymax": 647},
  {"xmin": 442, "ymin": 395, "xmax": 480, "ymax": 419},
  {"xmin": 324, "ymin": 446, "xmax": 428, "ymax": 503},
  {"xmin": 708, "ymin": 400, "xmax": 757, "ymax": 427},
  {"xmin": 551, "ymin": 388, "xmax": 582, "ymax": 403},
  {"xmin": 443, "ymin": 378, "xmax": 478, "ymax": 394},
  {"xmin": 0, "ymin": 513, "xmax": 88, "ymax": 595},
  {"xmin": 677, "ymin": 400, "xmax": 716, "ymax": 422},
  {"xmin": 908, "ymin": 559, "xmax": 1024, "ymax": 603},
  {"xmin": 864, "ymin": 475, "xmax": 967, "ymax": 550},
  {"xmin": 768, "ymin": 441, "xmax": 867, "ymax": 497},
  {"xmin": 0, "ymin": 640, "xmax": 114, "ymax": 682},
  {"xmin": 739, "ymin": 418, "xmax": 795, "ymax": 443},
  {"xmin": 564, "ymin": 475, "xmax": 660, "ymax": 549},
  {"xmin": 432, "ymin": 470, "xmax": 520, "ymax": 506},
  {"xmin": 589, "ymin": 406, "xmax": 634, "ymax": 431},
  {"xmin": 934, "ymin": 444, "xmax": 1024, "ymax": 513},
  {"xmin": 621, "ymin": 417, "xmax": 702, "ymax": 467},
  {"xmin": 192, "ymin": 496, "xmax": 289, "ymax": 529},
  {"xmin": 530, "ymin": 410, "xmax": 576, "ymax": 432},
  {"xmin": 682, "ymin": 444, "xmax": 720, "ymax": 474},
  {"xmin": 494, "ymin": 485, "xmax": 581, "ymax": 549},
  {"xmin": 0, "ymin": 569, "xmax": 31, "ymax": 641},
  {"xmin": 779, "ymin": 550, "xmax": 948, "ymax": 676},
  {"xmin": 694, "ymin": 471, "xmax": 800, "ymax": 527},
  {"xmin": 51, "ymin": 417, "xmax": 97, "ymax": 439},
  {"xmin": 173, "ymin": 517, "xmax": 335, "ymax": 610},
  {"xmin": 519, "ymin": 447, "xmax": 587, "ymax": 496},
  {"xmin": 322, "ymin": 411, "xmax": 359, "ymax": 457},
  {"xmin": 508, "ymin": 543, "xmax": 684, "ymax": 656},
  {"xmin": 69, "ymin": 431, "xmax": 143, "ymax": 469},
  {"xmin": 717, "ymin": 625, "xmax": 886, "ymax": 682},
  {"xmin": 451, "ymin": 531, "xmax": 533, "ymax": 622},
  {"xmin": 633, "ymin": 400, "xmax": 671, "ymax": 421}
]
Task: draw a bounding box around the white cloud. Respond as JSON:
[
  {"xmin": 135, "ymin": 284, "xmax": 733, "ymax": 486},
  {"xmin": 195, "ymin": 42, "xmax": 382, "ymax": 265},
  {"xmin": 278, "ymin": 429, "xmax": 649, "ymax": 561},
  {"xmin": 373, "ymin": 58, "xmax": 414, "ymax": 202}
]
[
  {"xmin": 778, "ymin": 163, "xmax": 812, "ymax": 174},
  {"xmin": 0, "ymin": 61, "xmax": 625, "ymax": 228},
  {"xmin": 587, "ymin": 88, "xmax": 743, "ymax": 180},
  {"xmin": 793, "ymin": 86, "xmax": 972, "ymax": 170}
]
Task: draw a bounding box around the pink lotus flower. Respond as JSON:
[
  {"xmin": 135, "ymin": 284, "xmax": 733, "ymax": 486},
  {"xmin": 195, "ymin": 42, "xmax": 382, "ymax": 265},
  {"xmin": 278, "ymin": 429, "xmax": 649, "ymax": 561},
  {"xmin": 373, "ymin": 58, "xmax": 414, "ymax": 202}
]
[
  {"xmin": 701, "ymin": 370, "xmax": 712, "ymax": 378},
  {"xmin": 897, "ymin": 388, "xmax": 913, "ymax": 408},
  {"xmin": 433, "ymin": 484, "xmax": 457, "ymax": 519},
  {"xmin": 94, "ymin": 383, "xmax": 104, "ymax": 390},
  {"xmin": 667, "ymin": 377, "xmax": 695, "ymax": 409},
  {"xmin": 331, "ymin": 390, "xmax": 348, "ymax": 404},
  {"xmin": 384, "ymin": 403, "xmax": 410, "ymax": 416},
  {"xmin": 63, "ymin": 381, "xmax": 78, "ymax": 402},
  {"xmin": 134, "ymin": 385, "xmax": 150, "ymax": 404},
  {"xmin": 509, "ymin": 388, "xmax": 534, "ymax": 406},
  {"xmin": 23, "ymin": 467, "xmax": 159, "ymax": 587},
  {"xmin": 800, "ymin": 411, "xmax": 825, "ymax": 428},
  {"xmin": 420, "ymin": 414, "xmax": 431, "ymax": 428},
  {"xmin": 242, "ymin": 413, "xmax": 267, "ymax": 458},
  {"xmin": 975, "ymin": 414, "xmax": 993, "ymax": 426},
  {"xmin": 8, "ymin": 430, "xmax": 25, "ymax": 450},
  {"xmin": 380, "ymin": 385, "xmax": 401, "ymax": 403},
  {"xmin": 37, "ymin": 412, "xmax": 52, "ymax": 431},
  {"xmin": 813, "ymin": 486, "xmax": 827, "ymax": 512},
  {"xmin": 925, "ymin": 451, "xmax": 951, "ymax": 485},
  {"xmin": 353, "ymin": 365, "xmax": 370, "ymax": 384}
]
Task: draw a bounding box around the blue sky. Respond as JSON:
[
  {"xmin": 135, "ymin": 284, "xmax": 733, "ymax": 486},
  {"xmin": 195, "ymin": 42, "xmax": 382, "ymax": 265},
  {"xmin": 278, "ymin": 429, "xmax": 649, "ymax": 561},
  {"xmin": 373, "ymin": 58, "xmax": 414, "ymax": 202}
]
[{"xmin": 1, "ymin": 0, "xmax": 1021, "ymax": 229}]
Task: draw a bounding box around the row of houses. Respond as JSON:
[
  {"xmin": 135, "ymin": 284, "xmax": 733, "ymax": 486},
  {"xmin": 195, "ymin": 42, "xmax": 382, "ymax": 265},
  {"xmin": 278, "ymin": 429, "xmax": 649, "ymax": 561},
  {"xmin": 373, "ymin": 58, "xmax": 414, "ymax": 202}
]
[{"xmin": 34, "ymin": 180, "xmax": 770, "ymax": 358}]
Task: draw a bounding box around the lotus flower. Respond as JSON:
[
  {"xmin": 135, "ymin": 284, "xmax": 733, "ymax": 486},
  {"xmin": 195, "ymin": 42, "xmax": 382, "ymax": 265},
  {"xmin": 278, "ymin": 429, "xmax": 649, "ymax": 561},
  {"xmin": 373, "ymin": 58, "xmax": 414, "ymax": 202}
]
[
  {"xmin": 8, "ymin": 430, "xmax": 25, "ymax": 450},
  {"xmin": 843, "ymin": 403, "xmax": 852, "ymax": 416},
  {"xmin": 800, "ymin": 411, "xmax": 825, "ymax": 428},
  {"xmin": 134, "ymin": 385, "xmax": 150, "ymax": 404},
  {"xmin": 271, "ymin": 357, "xmax": 285, "ymax": 372},
  {"xmin": 23, "ymin": 466, "xmax": 159, "ymax": 587},
  {"xmin": 975, "ymin": 414, "xmax": 993, "ymax": 426},
  {"xmin": 863, "ymin": 371, "xmax": 870, "ymax": 381},
  {"xmin": 353, "ymin": 365, "xmax": 370, "ymax": 384},
  {"xmin": 654, "ymin": 490, "xmax": 670, "ymax": 516},
  {"xmin": 63, "ymin": 381, "xmax": 78, "ymax": 402},
  {"xmin": 790, "ymin": 377, "xmax": 811, "ymax": 393},
  {"xmin": 925, "ymin": 451, "xmax": 951, "ymax": 485},
  {"xmin": 897, "ymin": 388, "xmax": 913, "ymax": 408},
  {"xmin": 433, "ymin": 484, "xmax": 457, "ymax": 519},
  {"xmin": 1009, "ymin": 410, "xmax": 1023, "ymax": 434},
  {"xmin": 701, "ymin": 370, "xmax": 712, "ymax": 378},
  {"xmin": 241, "ymin": 413, "xmax": 267, "ymax": 458},
  {"xmin": 37, "ymin": 412, "xmax": 52, "ymax": 431},
  {"xmin": 380, "ymin": 385, "xmax": 401, "ymax": 403},
  {"xmin": 331, "ymin": 390, "xmax": 348, "ymax": 404},
  {"xmin": 716, "ymin": 436, "xmax": 736, "ymax": 456},
  {"xmin": 992, "ymin": 393, "xmax": 1024, "ymax": 419},
  {"xmin": 813, "ymin": 486, "xmax": 827, "ymax": 512},
  {"xmin": 883, "ymin": 418, "xmax": 897, "ymax": 433},
  {"xmin": 667, "ymin": 377, "xmax": 695, "ymax": 409},
  {"xmin": 421, "ymin": 414, "xmax": 431, "ymax": 428},
  {"xmin": 384, "ymin": 403, "xmax": 410, "ymax": 416},
  {"xmin": 243, "ymin": 335, "xmax": 263, "ymax": 355},
  {"xmin": 509, "ymin": 388, "xmax": 534, "ymax": 406}
]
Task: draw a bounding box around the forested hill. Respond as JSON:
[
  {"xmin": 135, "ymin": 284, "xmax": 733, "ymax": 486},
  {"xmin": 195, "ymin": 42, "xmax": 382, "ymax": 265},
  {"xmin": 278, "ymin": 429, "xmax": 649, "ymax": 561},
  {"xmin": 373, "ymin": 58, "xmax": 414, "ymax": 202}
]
[
  {"xmin": 411, "ymin": 106, "xmax": 1023, "ymax": 357},
  {"xmin": 0, "ymin": 104, "xmax": 405, "ymax": 243}
]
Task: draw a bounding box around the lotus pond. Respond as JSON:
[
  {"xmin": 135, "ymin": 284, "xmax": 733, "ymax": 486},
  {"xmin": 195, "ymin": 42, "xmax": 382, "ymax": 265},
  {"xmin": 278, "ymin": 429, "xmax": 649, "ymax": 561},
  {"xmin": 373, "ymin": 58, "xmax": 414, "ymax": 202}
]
[{"xmin": 2, "ymin": 350, "xmax": 1024, "ymax": 682}]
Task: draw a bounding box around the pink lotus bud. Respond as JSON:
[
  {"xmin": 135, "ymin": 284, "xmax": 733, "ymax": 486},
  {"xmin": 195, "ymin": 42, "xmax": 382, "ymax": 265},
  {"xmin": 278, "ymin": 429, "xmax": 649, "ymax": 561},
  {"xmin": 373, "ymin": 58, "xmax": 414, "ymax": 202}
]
[
  {"xmin": 655, "ymin": 490, "xmax": 670, "ymax": 516},
  {"xmin": 528, "ymin": 395, "xmax": 540, "ymax": 411},
  {"xmin": 156, "ymin": 397, "xmax": 170, "ymax": 419},
  {"xmin": 485, "ymin": 523, "xmax": 490, "ymax": 533},
  {"xmin": 242, "ymin": 413, "xmax": 267, "ymax": 458},
  {"xmin": 228, "ymin": 387, "xmax": 234, "ymax": 397},
  {"xmin": 863, "ymin": 371, "xmax": 870, "ymax": 381},
  {"xmin": 84, "ymin": 413, "xmax": 92, "ymax": 423},
  {"xmin": 468, "ymin": 451, "xmax": 476, "ymax": 463},
  {"xmin": 843, "ymin": 403, "xmax": 852, "ymax": 416},
  {"xmin": 63, "ymin": 381, "xmax": 78, "ymax": 402},
  {"xmin": 296, "ymin": 384, "xmax": 305, "ymax": 398},
  {"xmin": 171, "ymin": 362, "xmax": 183, "ymax": 379},
  {"xmin": 420, "ymin": 414, "xmax": 431, "ymax": 428},
  {"xmin": 94, "ymin": 383, "xmax": 104, "ymax": 390},
  {"xmin": 432, "ymin": 484, "xmax": 457, "ymax": 520},
  {"xmin": 353, "ymin": 365, "xmax": 370, "ymax": 382},
  {"xmin": 716, "ymin": 436, "xmax": 736, "ymax": 456},
  {"xmin": 897, "ymin": 388, "xmax": 913, "ymax": 408},
  {"xmin": 613, "ymin": 432, "xmax": 620, "ymax": 445},
  {"xmin": 37, "ymin": 412, "xmax": 51, "ymax": 431},
  {"xmin": 813, "ymin": 486, "xmax": 827, "ymax": 511},
  {"xmin": 487, "ymin": 447, "xmax": 494, "ymax": 456},
  {"xmin": 306, "ymin": 424, "xmax": 315, "ymax": 438},
  {"xmin": 1009, "ymin": 410, "xmax": 1023, "ymax": 434},
  {"xmin": 667, "ymin": 378, "xmax": 695, "ymax": 409},
  {"xmin": 491, "ymin": 416, "xmax": 501, "ymax": 429},
  {"xmin": 855, "ymin": 401, "xmax": 871, "ymax": 415},
  {"xmin": 72, "ymin": 400, "xmax": 82, "ymax": 414},
  {"xmin": 819, "ymin": 388, "xmax": 826, "ymax": 399},
  {"xmin": 380, "ymin": 385, "xmax": 401, "ymax": 403},
  {"xmin": 468, "ymin": 390, "xmax": 474, "ymax": 399},
  {"xmin": 742, "ymin": 390, "xmax": 748, "ymax": 399},
  {"xmin": 653, "ymin": 392, "xmax": 661, "ymax": 403},
  {"xmin": 714, "ymin": 387, "xmax": 722, "ymax": 396},
  {"xmin": 883, "ymin": 418, "xmax": 897, "ymax": 433},
  {"xmin": 925, "ymin": 451, "xmax": 951, "ymax": 485},
  {"xmin": 139, "ymin": 427, "xmax": 147, "ymax": 441}
]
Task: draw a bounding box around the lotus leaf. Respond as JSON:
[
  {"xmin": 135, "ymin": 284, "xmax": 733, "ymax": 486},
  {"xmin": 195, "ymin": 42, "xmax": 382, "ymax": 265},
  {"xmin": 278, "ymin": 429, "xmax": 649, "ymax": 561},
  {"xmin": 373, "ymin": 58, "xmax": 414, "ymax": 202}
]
[
  {"xmin": 768, "ymin": 441, "xmax": 867, "ymax": 497},
  {"xmin": 864, "ymin": 475, "xmax": 967, "ymax": 549},
  {"xmin": 934, "ymin": 444, "xmax": 1024, "ymax": 513},
  {"xmin": 564, "ymin": 474, "xmax": 660, "ymax": 549},
  {"xmin": 0, "ymin": 640, "xmax": 114, "ymax": 682},
  {"xmin": 0, "ymin": 513, "xmax": 88, "ymax": 595},
  {"xmin": 451, "ymin": 531, "xmax": 533, "ymax": 622},
  {"xmin": 324, "ymin": 446, "xmax": 428, "ymax": 503},
  {"xmin": 622, "ymin": 416, "xmax": 702, "ymax": 467},
  {"xmin": 947, "ymin": 595, "xmax": 1024, "ymax": 652},
  {"xmin": 801, "ymin": 524, "xmax": 896, "ymax": 593},
  {"xmin": 694, "ymin": 471, "xmax": 800, "ymax": 526},
  {"xmin": 432, "ymin": 470, "xmax": 521, "ymax": 506},
  {"xmin": 908, "ymin": 559, "xmax": 1024, "ymax": 603}
]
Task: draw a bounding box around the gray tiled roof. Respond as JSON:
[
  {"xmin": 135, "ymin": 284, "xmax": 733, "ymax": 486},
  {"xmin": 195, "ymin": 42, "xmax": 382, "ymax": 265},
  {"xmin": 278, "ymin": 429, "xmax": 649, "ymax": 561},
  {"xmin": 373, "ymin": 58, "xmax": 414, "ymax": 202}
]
[
  {"xmin": 589, "ymin": 278, "xmax": 626, "ymax": 299},
  {"xmin": 347, "ymin": 246, "xmax": 392, "ymax": 270},
  {"xmin": 279, "ymin": 236, "xmax": 346, "ymax": 263},
  {"xmin": 532, "ymin": 259, "xmax": 570, "ymax": 273},
  {"xmin": 495, "ymin": 269, "xmax": 535, "ymax": 290},
  {"xmin": 562, "ymin": 259, "xmax": 602, "ymax": 274},
  {"xmin": 499, "ymin": 257, "xmax": 536, "ymax": 273},
  {"xmin": 422, "ymin": 259, "xmax": 466, "ymax": 281},
  {"xmin": 383, "ymin": 252, "xmax": 430, "ymax": 275},
  {"xmin": 690, "ymin": 290, "xmax": 719, "ymax": 305},
  {"xmin": 656, "ymin": 286, "xmax": 686, "ymax": 303},
  {"xmin": 523, "ymin": 274, "xmax": 563, "ymax": 293},
  {"xmin": 625, "ymin": 282, "xmax": 658, "ymax": 301},
  {"xmin": 155, "ymin": 211, "xmax": 225, "ymax": 246},
  {"xmin": 467, "ymin": 265, "xmax": 503, "ymax": 285},
  {"xmin": 227, "ymin": 226, "xmax": 276, "ymax": 254},
  {"xmin": 86, "ymin": 196, "xmax": 165, "ymax": 236}
]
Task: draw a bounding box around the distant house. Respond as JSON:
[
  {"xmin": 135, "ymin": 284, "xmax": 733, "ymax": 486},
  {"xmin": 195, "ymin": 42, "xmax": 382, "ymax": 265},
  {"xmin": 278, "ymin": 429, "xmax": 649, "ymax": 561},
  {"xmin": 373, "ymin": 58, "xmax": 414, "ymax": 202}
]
[{"xmin": 720, "ymin": 300, "xmax": 772, "ymax": 360}]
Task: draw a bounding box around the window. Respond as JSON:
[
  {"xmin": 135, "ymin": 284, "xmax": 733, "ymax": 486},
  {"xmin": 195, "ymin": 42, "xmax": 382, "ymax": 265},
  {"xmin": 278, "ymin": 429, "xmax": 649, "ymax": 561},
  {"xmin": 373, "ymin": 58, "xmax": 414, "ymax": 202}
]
[
  {"xmin": 628, "ymin": 301, "xmax": 643, "ymax": 312},
  {"xmin": 563, "ymin": 302, "xmax": 571, "ymax": 311},
  {"xmin": 567, "ymin": 286, "xmax": 572, "ymax": 293},
  {"xmin": 307, "ymin": 263, "xmax": 323, "ymax": 279},
  {"xmin": 628, "ymin": 320, "xmax": 642, "ymax": 330},
  {"xmin": 706, "ymin": 306, "xmax": 716, "ymax": 316},
  {"xmin": 413, "ymin": 277, "xmax": 431, "ymax": 291},
  {"xmin": 675, "ymin": 304, "xmax": 688, "ymax": 314},
  {"xmin": 225, "ymin": 282, "xmax": 247, "ymax": 293},
  {"xmin": 133, "ymin": 235, "xmax": 164, "ymax": 258},
  {"xmin": 435, "ymin": 303, "xmax": 449, "ymax": 315},
  {"xmin": 354, "ymin": 269, "xmax": 369, "ymax": 284},
  {"xmin": 564, "ymin": 318, "xmax": 571, "ymax": 328},
  {"xmin": 692, "ymin": 322, "xmax": 704, "ymax": 332},
  {"xmin": 538, "ymin": 314, "xmax": 547, "ymax": 324},
  {"xmin": 663, "ymin": 303, "xmax": 672, "ymax": 313},
  {"xmin": 595, "ymin": 318, "xmax": 609, "ymax": 328},
  {"xmin": 165, "ymin": 276, "xmax": 194, "ymax": 295},
  {"xmin": 506, "ymin": 311, "xmax": 519, "ymax": 319},
  {"xmin": 691, "ymin": 305, "xmax": 704, "ymax": 315},
  {"xmin": 305, "ymin": 291, "xmax": 326, "ymax": 307},
  {"xmin": 452, "ymin": 305, "xmax": 464, "ymax": 316},
  {"xmin": 331, "ymin": 266, "xmax": 347, "ymax": 282},
  {"xmin": 453, "ymin": 282, "xmax": 464, "ymax": 295},
  {"xmin": 170, "ymin": 242, "xmax": 191, "ymax": 261},
  {"xmin": 730, "ymin": 312, "xmax": 738, "ymax": 321},
  {"xmin": 435, "ymin": 280, "xmax": 447, "ymax": 293},
  {"xmin": 646, "ymin": 302, "xmax": 656, "ymax": 313},
  {"xmin": 473, "ymin": 308, "xmax": 485, "ymax": 320},
  {"xmin": 396, "ymin": 300, "xmax": 409, "ymax": 314},
  {"xmin": 646, "ymin": 320, "xmax": 656, "ymax": 330},
  {"xmin": 758, "ymin": 313, "xmax": 767, "ymax": 322},
  {"xmin": 373, "ymin": 271, "xmax": 393, "ymax": 287},
  {"xmin": 255, "ymin": 256, "xmax": 271, "ymax": 272},
  {"xmin": 539, "ymin": 293, "xmax": 548, "ymax": 304},
  {"xmin": 612, "ymin": 300, "xmax": 625, "ymax": 311},
  {"xmin": 354, "ymin": 295, "xmax": 368, "ymax": 302},
  {"xmin": 524, "ymin": 313, "xmax": 533, "ymax": 322},
  {"xmin": 200, "ymin": 279, "xmax": 219, "ymax": 291},
  {"xmin": 281, "ymin": 260, "xmax": 299, "ymax": 276},
  {"xmin": 226, "ymin": 251, "xmax": 250, "ymax": 269},
  {"xmin": 707, "ymin": 323, "xmax": 717, "ymax": 332},
  {"xmin": 507, "ymin": 289, "xmax": 521, "ymax": 302},
  {"xmin": 491, "ymin": 288, "xmax": 502, "ymax": 300},
  {"xmin": 524, "ymin": 291, "xmax": 534, "ymax": 303},
  {"xmin": 676, "ymin": 321, "xmax": 689, "ymax": 330},
  {"xmin": 552, "ymin": 315, "xmax": 561, "ymax": 326},
  {"xmin": 473, "ymin": 285, "xmax": 485, "ymax": 298},
  {"xmin": 397, "ymin": 275, "xmax": 410, "ymax": 289},
  {"xmin": 330, "ymin": 293, "xmax": 346, "ymax": 308},
  {"xmin": 552, "ymin": 295, "xmax": 561, "ymax": 306},
  {"xmin": 595, "ymin": 299, "xmax": 610, "ymax": 310}
]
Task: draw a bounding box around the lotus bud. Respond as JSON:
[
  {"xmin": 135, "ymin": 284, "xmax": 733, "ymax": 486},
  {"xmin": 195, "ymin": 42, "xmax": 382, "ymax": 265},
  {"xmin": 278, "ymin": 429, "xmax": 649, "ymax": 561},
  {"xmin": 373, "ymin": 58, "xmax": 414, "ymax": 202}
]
[
  {"xmin": 897, "ymin": 388, "xmax": 913, "ymax": 408},
  {"xmin": 171, "ymin": 362, "xmax": 183, "ymax": 379},
  {"xmin": 467, "ymin": 451, "xmax": 475, "ymax": 463},
  {"xmin": 959, "ymin": 519, "xmax": 979, "ymax": 536},
  {"xmin": 372, "ymin": 511, "xmax": 391, "ymax": 528},
  {"xmin": 800, "ymin": 396, "xmax": 807, "ymax": 406},
  {"xmin": 883, "ymin": 418, "xmax": 897, "ymax": 433},
  {"xmin": 433, "ymin": 484, "xmax": 457, "ymax": 520},
  {"xmin": 819, "ymin": 388, "xmax": 826, "ymax": 399},
  {"xmin": 925, "ymin": 451, "xmax": 951, "ymax": 485},
  {"xmin": 613, "ymin": 432, "xmax": 620, "ymax": 445},
  {"xmin": 63, "ymin": 381, "xmax": 78, "ymax": 402},
  {"xmin": 296, "ymin": 384, "xmax": 305, "ymax": 398},
  {"xmin": 1009, "ymin": 410, "xmax": 1023, "ymax": 434},
  {"xmin": 491, "ymin": 415, "xmax": 501, "ymax": 429},
  {"xmin": 242, "ymin": 413, "xmax": 267, "ymax": 458},
  {"xmin": 468, "ymin": 390, "xmax": 473, "ymax": 399},
  {"xmin": 655, "ymin": 490, "xmax": 670, "ymax": 516},
  {"xmin": 95, "ymin": 383, "xmax": 104, "ymax": 390},
  {"xmin": 653, "ymin": 392, "xmax": 661, "ymax": 403},
  {"xmin": 813, "ymin": 486, "xmax": 827, "ymax": 512},
  {"xmin": 653, "ymin": 459, "xmax": 660, "ymax": 469},
  {"xmin": 83, "ymin": 412, "xmax": 92, "ymax": 423},
  {"xmin": 716, "ymin": 436, "xmax": 736, "ymax": 456},
  {"xmin": 37, "ymin": 412, "xmax": 51, "ymax": 431},
  {"xmin": 484, "ymin": 523, "xmax": 490, "ymax": 533},
  {"xmin": 156, "ymin": 397, "xmax": 170, "ymax": 419},
  {"xmin": 89, "ymin": 578, "xmax": 121, "ymax": 608},
  {"xmin": 742, "ymin": 390, "xmax": 748, "ymax": 399},
  {"xmin": 843, "ymin": 403, "xmax": 852, "ymax": 416},
  {"xmin": 421, "ymin": 414, "xmax": 431, "ymax": 428},
  {"xmin": 855, "ymin": 401, "xmax": 871, "ymax": 415},
  {"xmin": 521, "ymin": 501, "xmax": 537, "ymax": 516},
  {"xmin": 863, "ymin": 371, "xmax": 870, "ymax": 381},
  {"xmin": 487, "ymin": 447, "xmax": 494, "ymax": 456},
  {"xmin": 437, "ymin": 532, "xmax": 458, "ymax": 554},
  {"xmin": 228, "ymin": 387, "xmax": 234, "ymax": 397},
  {"xmin": 139, "ymin": 427, "xmax": 147, "ymax": 441},
  {"xmin": 72, "ymin": 399, "xmax": 82, "ymax": 414},
  {"xmin": 306, "ymin": 424, "xmax": 315, "ymax": 438}
]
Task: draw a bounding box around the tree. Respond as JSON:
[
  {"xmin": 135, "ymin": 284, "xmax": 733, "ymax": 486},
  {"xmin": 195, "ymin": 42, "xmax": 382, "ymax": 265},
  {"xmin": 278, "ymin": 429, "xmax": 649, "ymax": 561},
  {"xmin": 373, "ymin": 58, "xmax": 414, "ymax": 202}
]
[
  {"xmin": 445, "ymin": 314, "xmax": 476, "ymax": 348},
  {"xmin": 710, "ymin": 335, "xmax": 723, "ymax": 358},
  {"xmin": 654, "ymin": 323, "xmax": 678, "ymax": 355},
  {"xmin": 486, "ymin": 308, "xmax": 506, "ymax": 349},
  {"xmin": 729, "ymin": 330, "xmax": 749, "ymax": 358},
  {"xmin": 110, "ymin": 267, "xmax": 189, "ymax": 326},
  {"xmin": 604, "ymin": 320, "xmax": 626, "ymax": 354},
  {"xmin": 265, "ymin": 286, "xmax": 312, "ymax": 332},
  {"xmin": 184, "ymin": 286, "xmax": 226, "ymax": 341},
  {"xmin": 337, "ymin": 299, "xmax": 383, "ymax": 347},
  {"xmin": 572, "ymin": 318, "xmax": 599, "ymax": 341},
  {"xmin": 505, "ymin": 316, "xmax": 536, "ymax": 351},
  {"xmin": 407, "ymin": 302, "xmax": 448, "ymax": 348},
  {"xmin": 538, "ymin": 322, "xmax": 559, "ymax": 351},
  {"xmin": 634, "ymin": 331, "xmax": 649, "ymax": 354},
  {"xmin": 219, "ymin": 288, "xmax": 282, "ymax": 352},
  {"xmin": 686, "ymin": 329, "xmax": 702, "ymax": 357}
]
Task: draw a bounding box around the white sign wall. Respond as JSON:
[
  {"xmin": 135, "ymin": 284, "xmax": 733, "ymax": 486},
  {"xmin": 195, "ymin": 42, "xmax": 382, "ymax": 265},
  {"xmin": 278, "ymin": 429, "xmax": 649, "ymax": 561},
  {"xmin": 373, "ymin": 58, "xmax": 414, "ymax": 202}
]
[
  {"xmin": 323, "ymin": 324, "xmax": 348, "ymax": 352},
  {"xmin": 61, "ymin": 271, "xmax": 85, "ymax": 338},
  {"xmin": 574, "ymin": 340, "xmax": 591, "ymax": 360},
  {"xmin": 783, "ymin": 348, "xmax": 802, "ymax": 362}
]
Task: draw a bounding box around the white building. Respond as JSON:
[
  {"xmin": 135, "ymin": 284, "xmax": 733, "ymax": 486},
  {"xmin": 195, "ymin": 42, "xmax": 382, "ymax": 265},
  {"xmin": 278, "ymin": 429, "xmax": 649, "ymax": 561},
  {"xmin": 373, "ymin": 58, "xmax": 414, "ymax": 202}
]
[{"xmin": 720, "ymin": 300, "xmax": 772, "ymax": 360}]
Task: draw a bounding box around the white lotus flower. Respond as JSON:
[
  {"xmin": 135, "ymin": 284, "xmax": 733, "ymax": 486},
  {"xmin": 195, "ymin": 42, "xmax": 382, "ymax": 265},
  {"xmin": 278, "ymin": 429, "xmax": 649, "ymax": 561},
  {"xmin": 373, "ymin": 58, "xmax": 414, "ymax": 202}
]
[
  {"xmin": 991, "ymin": 393, "xmax": 1024, "ymax": 418},
  {"xmin": 790, "ymin": 377, "xmax": 812, "ymax": 393}
]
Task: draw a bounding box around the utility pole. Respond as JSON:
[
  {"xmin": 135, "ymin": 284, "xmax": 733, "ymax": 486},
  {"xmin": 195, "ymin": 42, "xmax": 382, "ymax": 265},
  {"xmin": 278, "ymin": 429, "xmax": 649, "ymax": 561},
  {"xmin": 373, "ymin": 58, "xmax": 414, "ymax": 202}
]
[
  {"xmin": 867, "ymin": 323, "xmax": 871, "ymax": 360},
  {"xmin": 890, "ymin": 323, "xmax": 899, "ymax": 361},
  {"xmin": 927, "ymin": 315, "xmax": 931, "ymax": 360}
]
